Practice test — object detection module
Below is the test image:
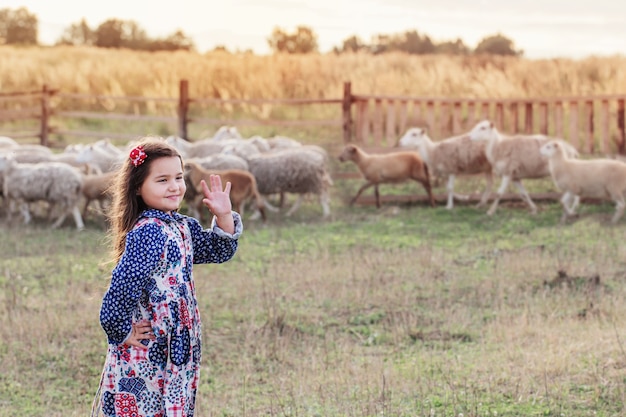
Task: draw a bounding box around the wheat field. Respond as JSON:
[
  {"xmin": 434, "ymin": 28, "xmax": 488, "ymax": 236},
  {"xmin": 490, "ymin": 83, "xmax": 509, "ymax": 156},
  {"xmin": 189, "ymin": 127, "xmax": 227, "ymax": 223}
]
[{"xmin": 2, "ymin": 46, "xmax": 626, "ymax": 100}]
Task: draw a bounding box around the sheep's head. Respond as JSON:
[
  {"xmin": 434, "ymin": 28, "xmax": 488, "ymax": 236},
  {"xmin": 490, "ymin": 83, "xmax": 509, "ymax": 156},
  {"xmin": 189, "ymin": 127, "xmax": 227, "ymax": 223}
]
[
  {"xmin": 469, "ymin": 120, "xmax": 497, "ymax": 141},
  {"xmin": 213, "ymin": 125, "xmax": 242, "ymax": 141},
  {"xmin": 338, "ymin": 144, "xmax": 359, "ymax": 162},
  {"xmin": 539, "ymin": 140, "xmax": 560, "ymax": 158},
  {"xmin": 0, "ymin": 153, "xmax": 16, "ymax": 172},
  {"xmin": 397, "ymin": 127, "xmax": 429, "ymax": 148}
]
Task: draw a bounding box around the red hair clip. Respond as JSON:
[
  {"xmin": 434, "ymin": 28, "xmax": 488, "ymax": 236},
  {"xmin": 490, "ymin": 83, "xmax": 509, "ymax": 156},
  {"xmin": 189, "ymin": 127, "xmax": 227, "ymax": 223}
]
[{"xmin": 129, "ymin": 145, "xmax": 147, "ymax": 167}]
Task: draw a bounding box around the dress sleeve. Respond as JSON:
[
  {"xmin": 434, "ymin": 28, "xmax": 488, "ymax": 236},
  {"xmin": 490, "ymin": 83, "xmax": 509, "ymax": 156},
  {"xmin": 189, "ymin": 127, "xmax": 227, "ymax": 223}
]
[
  {"xmin": 188, "ymin": 211, "xmax": 242, "ymax": 264},
  {"xmin": 99, "ymin": 222, "xmax": 167, "ymax": 345}
]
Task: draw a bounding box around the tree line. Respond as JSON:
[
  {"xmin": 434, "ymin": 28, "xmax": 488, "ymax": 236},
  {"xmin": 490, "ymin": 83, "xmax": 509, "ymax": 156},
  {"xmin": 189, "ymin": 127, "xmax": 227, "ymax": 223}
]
[{"xmin": 0, "ymin": 7, "xmax": 522, "ymax": 56}]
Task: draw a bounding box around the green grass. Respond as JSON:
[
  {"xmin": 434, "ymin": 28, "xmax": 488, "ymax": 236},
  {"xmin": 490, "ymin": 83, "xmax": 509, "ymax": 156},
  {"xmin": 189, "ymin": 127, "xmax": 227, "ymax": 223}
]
[{"xmin": 1, "ymin": 187, "xmax": 626, "ymax": 416}]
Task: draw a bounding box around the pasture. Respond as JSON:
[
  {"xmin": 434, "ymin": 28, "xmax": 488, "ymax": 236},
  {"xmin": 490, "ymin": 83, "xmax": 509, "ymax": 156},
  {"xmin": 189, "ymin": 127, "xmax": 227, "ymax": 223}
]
[
  {"xmin": 3, "ymin": 46, "xmax": 626, "ymax": 416},
  {"xmin": 1, "ymin": 185, "xmax": 626, "ymax": 416}
]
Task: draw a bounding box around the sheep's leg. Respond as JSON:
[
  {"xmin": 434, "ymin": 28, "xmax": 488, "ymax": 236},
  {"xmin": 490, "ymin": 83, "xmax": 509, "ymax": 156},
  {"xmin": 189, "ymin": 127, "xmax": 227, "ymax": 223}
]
[
  {"xmin": 559, "ymin": 192, "xmax": 576, "ymax": 223},
  {"xmin": 50, "ymin": 209, "xmax": 69, "ymax": 229},
  {"xmin": 285, "ymin": 195, "xmax": 304, "ymax": 217},
  {"xmin": 374, "ymin": 185, "xmax": 381, "ymax": 208},
  {"xmin": 319, "ymin": 190, "xmax": 331, "ymax": 218},
  {"xmin": 568, "ymin": 195, "xmax": 581, "ymax": 215},
  {"xmin": 70, "ymin": 206, "xmax": 85, "ymax": 231},
  {"xmin": 350, "ymin": 182, "xmax": 374, "ymax": 206},
  {"xmin": 448, "ymin": 175, "xmax": 471, "ymax": 208},
  {"xmin": 476, "ymin": 172, "xmax": 494, "ymax": 208},
  {"xmin": 18, "ymin": 201, "xmax": 32, "ymax": 224},
  {"xmin": 512, "ymin": 180, "xmax": 537, "ymax": 214},
  {"xmin": 612, "ymin": 196, "xmax": 626, "ymax": 223},
  {"xmin": 261, "ymin": 197, "xmax": 280, "ymax": 212},
  {"xmin": 487, "ymin": 176, "xmax": 510, "ymax": 216},
  {"xmin": 446, "ymin": 175, "xmax": 455, "ymax": 209}
]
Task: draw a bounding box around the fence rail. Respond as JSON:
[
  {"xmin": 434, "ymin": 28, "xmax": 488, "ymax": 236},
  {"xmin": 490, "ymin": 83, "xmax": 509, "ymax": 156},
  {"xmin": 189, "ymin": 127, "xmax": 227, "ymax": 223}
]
[{"xmin": 1, "ymin": 81, "xmax": 625, "ymax": 155}]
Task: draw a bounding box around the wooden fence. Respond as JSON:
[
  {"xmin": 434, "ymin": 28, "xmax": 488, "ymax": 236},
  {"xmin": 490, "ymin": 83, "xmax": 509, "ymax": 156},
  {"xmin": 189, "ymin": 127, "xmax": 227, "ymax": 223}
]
[{"xmin": 1, "ymin": 80, "xmax": 626, "ymax": 155}]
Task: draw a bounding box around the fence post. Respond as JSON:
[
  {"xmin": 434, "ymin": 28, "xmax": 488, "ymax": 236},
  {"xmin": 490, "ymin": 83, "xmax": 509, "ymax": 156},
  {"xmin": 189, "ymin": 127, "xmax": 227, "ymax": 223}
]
[
  {"xmin": 342, "ymin": 81, "xmax": 352, "ymax": 143},
  {"xmin": 40, "ymin": 84, "xmax": 50, "ymax": 146},
  {"xmin": 618, "ymin": 99, "xmax": 625, "ymax": 154},
  {"xmin": 178, "ymin": 79, "xmax": 189, "ymax": 140}
]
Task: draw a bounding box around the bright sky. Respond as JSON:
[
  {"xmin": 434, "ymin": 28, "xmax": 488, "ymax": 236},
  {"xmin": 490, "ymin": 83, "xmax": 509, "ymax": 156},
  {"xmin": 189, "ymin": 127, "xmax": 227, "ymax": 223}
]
[{"xmin": 5, "ymin": 0, "xmax": 626, "ymax": 59}]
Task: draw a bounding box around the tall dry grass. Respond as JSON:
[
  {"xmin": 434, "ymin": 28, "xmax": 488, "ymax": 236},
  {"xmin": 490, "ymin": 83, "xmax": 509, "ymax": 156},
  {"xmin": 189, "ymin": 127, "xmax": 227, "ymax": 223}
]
[{"xmin": 2, "ymin": 45, "xmax": 626, "ymax": 99}]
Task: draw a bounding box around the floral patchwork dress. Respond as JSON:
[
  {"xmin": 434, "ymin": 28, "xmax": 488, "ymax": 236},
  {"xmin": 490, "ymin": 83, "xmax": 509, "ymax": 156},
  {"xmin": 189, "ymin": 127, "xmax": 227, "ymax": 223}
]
[{"xmin": 93, "ymin": 209, "xmax": 242, "ymax": 417}]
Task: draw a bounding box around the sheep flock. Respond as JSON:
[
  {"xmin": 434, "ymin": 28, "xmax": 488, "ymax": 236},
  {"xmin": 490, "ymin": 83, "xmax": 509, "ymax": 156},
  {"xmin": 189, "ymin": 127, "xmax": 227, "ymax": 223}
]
[{"xmin": 2, "ymin": 119, "xmax": 626, "ymax": 230}]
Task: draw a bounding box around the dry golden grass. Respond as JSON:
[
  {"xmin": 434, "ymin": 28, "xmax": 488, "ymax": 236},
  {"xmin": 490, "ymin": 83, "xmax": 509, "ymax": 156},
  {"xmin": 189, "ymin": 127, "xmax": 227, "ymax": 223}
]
[{"xmin": 2, "ymin": 45, "xmax": 626, "ymax": 99}]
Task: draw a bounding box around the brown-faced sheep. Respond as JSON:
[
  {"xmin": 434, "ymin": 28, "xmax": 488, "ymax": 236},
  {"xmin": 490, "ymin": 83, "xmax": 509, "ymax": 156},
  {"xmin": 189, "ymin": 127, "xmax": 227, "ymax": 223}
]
[
  {"xmin": 184, "ymin": 161, "xmax": 266, "ymax": 222},
  {"xmin": 338, "ymin": 143, "xmax": 435, "ymax": 208},
  {"xmin": 81, "ymin": 170, "xmax": 117, "ymax": 218}
]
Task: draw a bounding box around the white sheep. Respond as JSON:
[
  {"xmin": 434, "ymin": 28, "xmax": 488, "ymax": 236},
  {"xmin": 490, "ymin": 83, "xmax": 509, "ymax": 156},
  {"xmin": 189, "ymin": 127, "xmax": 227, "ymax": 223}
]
[
  {"xmin": 0, "ymin": 136, "xmax": 18, "ymax": 148},
  {"xmin": 75, "ymin": 143, "xmax": 125, "ymax": 173},
  {"xmin": 539, "ymin": 140, "xmax": 626, "ymax": 223},
  {"xmin": 338, "ymin": 143, "xmax": 435, "ymax": 208},
  {"xmin": 397, "ymin": 127, "xmax": 492, "ymax": 209},
  {"xmin": 185, "ymin": 154, "xmax": 249, "ymax": 172},
  {"xmin": 246, "ymin": 146, "xmax": 333, "ymax": 218},
  {"xmin": 165, "ymin": 136, "xmax": 224, "ymax": 159},
  {"xmin": 0, "ymin": 155, "xmax": 85, "ymax": 230},
  {"xmin": 469, "ymin": 120, "xmax": 579, "ymax": 215},
  {"xmin": 211, "ymin": 125, "xmax": 243, "ymax": 141}
]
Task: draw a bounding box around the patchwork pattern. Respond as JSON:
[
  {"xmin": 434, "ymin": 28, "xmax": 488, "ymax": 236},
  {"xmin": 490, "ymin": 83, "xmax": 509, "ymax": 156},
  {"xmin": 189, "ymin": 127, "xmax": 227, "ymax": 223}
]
[{"xmin": 95, "ymin": 209, "xmax": 241, "ymax": 416}]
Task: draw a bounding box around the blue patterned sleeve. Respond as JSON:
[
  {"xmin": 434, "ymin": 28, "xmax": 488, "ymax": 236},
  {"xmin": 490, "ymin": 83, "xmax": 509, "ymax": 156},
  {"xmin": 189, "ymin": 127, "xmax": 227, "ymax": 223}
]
[
  {"xmin": 188, "ymin": 211, "xmax": 242, "ymax": 264},
  {"xmin": 99, "ymin": 222, "xmax": 167, "ymax": 345}
]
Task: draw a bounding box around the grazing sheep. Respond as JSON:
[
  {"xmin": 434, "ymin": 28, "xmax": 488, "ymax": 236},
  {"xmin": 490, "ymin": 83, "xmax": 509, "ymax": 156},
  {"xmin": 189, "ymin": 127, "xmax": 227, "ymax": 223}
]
[
  {"xmin": 247, "ymin": 146, "xmax": 333, "ymax": 218},
  {"xmin": 75, "ymin": 143, "xmax": 125, "ymax": 172},
  {"xmin": 183, "ymin": 161, "xmax": 266, "ymax": 221},
  {"xmin": 0, "ymin": 136, "xmax": 18, "ymax": 148},
  {"xmin": 0, "ymin": 155, "xmax": 85, "ymax": 230},
  {"xmin": 540, "ymin": 140, "xmax": 626, "ymax": 223},
  {"xmin": 338, "ymin": 143, "xmax": 435, "ymax": 208},
  {"xmin": 81, "ymin": 170, "xmax": 117, "ymax": 218},
  {"xmin": 165, "ymin": 136, "xmax": 224, "ymax": 159},
  {"xmin": 267, "ymin": 135, "xmax": 302, "ymax": 150},
  {"xmin": 186, "ymin": 154, "xmax": 249, "ymax": 171},
  {"xmin": 397, "ymin": 127, "xmax": 493, "ymax": 209},
  {"xmin": 469, "ymin": 120, "xmax": 579, "ymax": 215},
  {"xmin": 211, "ymin": 125, "xmax": 243, "ymax": 141}
]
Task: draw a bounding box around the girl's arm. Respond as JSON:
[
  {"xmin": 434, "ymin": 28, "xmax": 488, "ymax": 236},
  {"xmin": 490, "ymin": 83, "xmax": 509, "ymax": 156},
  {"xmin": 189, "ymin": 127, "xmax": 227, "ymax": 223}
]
[
  {"xmin": 99, "ymin": 222, "xmax": 166, "ymax": 345},
  {"xmin": 188, "ymin": 213, "xmax": 242, "ymax": 264}
]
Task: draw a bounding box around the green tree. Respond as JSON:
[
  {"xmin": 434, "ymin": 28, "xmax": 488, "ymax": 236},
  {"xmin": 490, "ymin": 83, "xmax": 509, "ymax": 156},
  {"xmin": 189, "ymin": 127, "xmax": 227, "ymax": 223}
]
[
  {"xmin": 94, "ymin": 18, "xmax": 148, "ymax": 49},
  {"xmin": 474, "ymin": 33, "xmax": 523, "ymax": 56},
  {"xmin": 267, "ymin": 25, "xmax": 318, "ymax": 54},
  {"xmin": 0, "ymin": 7, "xmax": 38, "ymax": 45},
  {"xmin": 56, "ymin": 18, "xmax": 95, "ymax": 46}
]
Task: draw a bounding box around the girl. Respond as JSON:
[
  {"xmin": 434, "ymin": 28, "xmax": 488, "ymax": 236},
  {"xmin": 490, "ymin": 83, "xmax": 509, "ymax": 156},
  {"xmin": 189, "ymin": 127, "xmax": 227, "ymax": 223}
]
[{"xmin": 92, "ymin": 138, "xmax": 242, "ymax": 417}]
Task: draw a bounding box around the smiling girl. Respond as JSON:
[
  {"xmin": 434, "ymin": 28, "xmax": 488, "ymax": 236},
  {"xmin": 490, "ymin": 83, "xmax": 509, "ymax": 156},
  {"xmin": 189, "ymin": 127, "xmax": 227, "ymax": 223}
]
[{"xmin": 92, "ymin": 138, "xmax": 242, "ymax": 417}]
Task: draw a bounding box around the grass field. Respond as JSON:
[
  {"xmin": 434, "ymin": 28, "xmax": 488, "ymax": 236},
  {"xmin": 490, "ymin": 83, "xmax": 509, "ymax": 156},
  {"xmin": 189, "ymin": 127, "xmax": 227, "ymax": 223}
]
[
  {"xmin": 1, "ymin": 182, "xmax": 626, "ymax": 416},
  {"xmin": 2, "ymin": 46, "xmax": 626, "ymax": 416}
]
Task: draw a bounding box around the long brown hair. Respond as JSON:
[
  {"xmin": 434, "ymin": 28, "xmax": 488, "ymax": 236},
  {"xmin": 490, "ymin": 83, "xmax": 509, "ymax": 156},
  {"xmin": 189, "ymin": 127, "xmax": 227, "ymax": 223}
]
[{"xmin": 107, "ymin": 137, "xmax": 183, "ymax": 262}]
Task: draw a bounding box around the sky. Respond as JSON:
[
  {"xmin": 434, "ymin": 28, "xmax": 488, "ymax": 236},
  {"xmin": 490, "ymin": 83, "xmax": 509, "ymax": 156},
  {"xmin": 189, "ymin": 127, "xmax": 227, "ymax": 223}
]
[{"xmin": 4, "ymin": 0, "xmax": 626, "ymax": 59}]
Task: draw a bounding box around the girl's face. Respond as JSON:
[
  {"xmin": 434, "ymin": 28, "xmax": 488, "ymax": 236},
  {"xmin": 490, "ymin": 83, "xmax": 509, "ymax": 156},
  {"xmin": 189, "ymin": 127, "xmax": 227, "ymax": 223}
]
[{"xmin": 138, "ymin": 156, "xmax": 186, "ymax": 214}]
